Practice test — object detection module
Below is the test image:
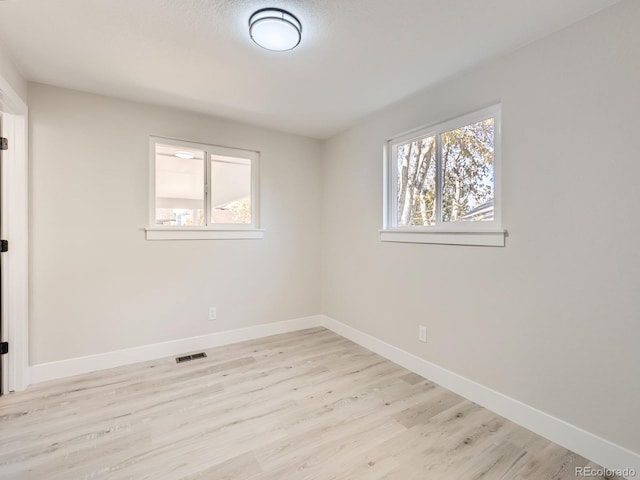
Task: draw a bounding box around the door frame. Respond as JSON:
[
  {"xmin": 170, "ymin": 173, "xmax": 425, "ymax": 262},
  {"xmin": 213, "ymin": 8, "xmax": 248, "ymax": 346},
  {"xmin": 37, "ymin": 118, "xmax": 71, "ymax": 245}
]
[{"xmin": 0, "ymin": 73, "xmax": 29, "ymax": 392}]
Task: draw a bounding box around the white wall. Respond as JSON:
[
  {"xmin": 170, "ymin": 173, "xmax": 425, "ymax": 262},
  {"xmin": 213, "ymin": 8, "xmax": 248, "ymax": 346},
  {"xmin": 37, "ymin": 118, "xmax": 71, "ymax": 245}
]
[
  {"xmin": 0, "ymin": 45, "xmax": 27, "ymax": 103},
  {"xmin": 29, "ymin": 83, "xmax": 321, "ymax": 365},
  {"xmin": 321, "ymin": 0, "xmax": 640, "ymax": 455}
]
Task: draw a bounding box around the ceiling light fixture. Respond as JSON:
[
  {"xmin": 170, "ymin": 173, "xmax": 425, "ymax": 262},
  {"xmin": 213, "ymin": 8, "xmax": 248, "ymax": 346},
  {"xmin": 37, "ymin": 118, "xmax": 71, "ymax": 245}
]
[
  {"xmin": 175, "ymin": 151, "xmax": 195, "ymax": 159},
  {"xmin": 249, "ymin": 8, "xmax": 302, "ymax": 52}
]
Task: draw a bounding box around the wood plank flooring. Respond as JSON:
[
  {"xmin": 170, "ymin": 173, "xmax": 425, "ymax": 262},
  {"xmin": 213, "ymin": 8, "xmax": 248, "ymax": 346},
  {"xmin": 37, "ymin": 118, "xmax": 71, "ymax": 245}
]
[{"xmin": 0, "ymin": 328, "xmax": 621, "ymax": 479}]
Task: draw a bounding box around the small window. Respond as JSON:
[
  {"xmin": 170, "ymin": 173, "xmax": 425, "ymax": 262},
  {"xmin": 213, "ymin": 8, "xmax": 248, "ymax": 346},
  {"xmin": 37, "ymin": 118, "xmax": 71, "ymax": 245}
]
[
  {"xmin": 383, "ymin": 105, "xmax": 504, "ymax": 246},
  {"xmin": 147, "ymin": 137, "xmax": 261, "ymax": 240}
]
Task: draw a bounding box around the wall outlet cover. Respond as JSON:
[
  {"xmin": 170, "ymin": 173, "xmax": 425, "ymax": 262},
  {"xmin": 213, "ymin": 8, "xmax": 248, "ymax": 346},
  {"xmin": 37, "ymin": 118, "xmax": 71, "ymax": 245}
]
[{"xmin": 418, "ymin": 325, "xmax": 427, "ymax": 343}]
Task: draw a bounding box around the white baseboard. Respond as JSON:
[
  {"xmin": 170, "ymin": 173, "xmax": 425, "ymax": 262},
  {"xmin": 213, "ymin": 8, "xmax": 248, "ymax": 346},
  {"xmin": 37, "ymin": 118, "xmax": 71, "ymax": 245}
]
[
  {"xmin": 320, "ymin": 315, "xmax": 640, "ymax": 479},
  {"xmin": 29, "ymin": 315, "xmax": 323, "ymax": 384}
]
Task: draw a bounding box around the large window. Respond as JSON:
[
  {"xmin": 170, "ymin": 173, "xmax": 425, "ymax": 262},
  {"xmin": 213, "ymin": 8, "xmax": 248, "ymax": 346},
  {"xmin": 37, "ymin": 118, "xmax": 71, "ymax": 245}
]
[
  {"xmin": 382, "ymin": 105, "xmax": 504, "ymax": 246},
  {"xmin": 146, "ymin": 137, "xmax": 261, "ymax": 240}
]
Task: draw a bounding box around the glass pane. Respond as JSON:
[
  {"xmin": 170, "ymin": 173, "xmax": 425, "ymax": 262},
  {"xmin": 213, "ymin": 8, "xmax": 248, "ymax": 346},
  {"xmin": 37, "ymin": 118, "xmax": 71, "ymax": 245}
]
[
  {"xmin": 396, "ymin": 135, "xmax": 437, "ymax": 226},
  {"xmin": 210, "ymin": 155, "xmax": 252, "ymax": 224},
  {"xmin": 155, "ymin": 143, "xmax": 205, "ymax": 226},
  {"xmin": 441, "ymin": 118, "xmax": 494, "ymax": 222}
]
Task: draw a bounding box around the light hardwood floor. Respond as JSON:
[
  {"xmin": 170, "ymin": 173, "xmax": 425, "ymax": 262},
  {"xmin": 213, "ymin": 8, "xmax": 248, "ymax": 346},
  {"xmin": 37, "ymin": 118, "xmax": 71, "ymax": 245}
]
[{"xmin": 0, "ymin": 328, "xmax": 621, "ymax": 479}]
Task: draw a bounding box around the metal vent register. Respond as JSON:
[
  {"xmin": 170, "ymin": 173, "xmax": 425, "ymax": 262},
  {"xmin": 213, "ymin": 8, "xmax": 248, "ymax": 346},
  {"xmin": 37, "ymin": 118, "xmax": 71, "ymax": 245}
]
[{"xmin": 175, "ymin": 352, "xmax": 207, "ymax": 363}]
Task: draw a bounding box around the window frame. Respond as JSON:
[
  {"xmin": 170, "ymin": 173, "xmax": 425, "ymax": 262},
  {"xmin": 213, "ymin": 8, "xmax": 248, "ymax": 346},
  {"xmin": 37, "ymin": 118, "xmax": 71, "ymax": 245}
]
[
  {"xmin": 382, "ymin": 105, "xmax": 505, "ymax": 246},
  {"xmin": 146, "ymin": 136, "xmax": 263, "ymax": 240}
]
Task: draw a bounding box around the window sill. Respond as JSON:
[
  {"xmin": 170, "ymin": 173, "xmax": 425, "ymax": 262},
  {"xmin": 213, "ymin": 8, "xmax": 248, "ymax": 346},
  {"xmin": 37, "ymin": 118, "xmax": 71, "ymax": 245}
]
[
  {"xmin": 380, "ymin": 229, "xmax": 506, "ymax": 246},
  {"xmin": 145, "ymin": 228, "xmax": 264, "ymax": 241}
]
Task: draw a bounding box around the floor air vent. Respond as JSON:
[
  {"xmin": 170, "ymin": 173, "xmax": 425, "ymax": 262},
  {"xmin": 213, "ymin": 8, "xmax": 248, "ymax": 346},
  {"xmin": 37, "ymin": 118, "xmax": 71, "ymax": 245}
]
[{"xmin": 176, "ymin": 352, "xmax": 207, "ymax": 363}]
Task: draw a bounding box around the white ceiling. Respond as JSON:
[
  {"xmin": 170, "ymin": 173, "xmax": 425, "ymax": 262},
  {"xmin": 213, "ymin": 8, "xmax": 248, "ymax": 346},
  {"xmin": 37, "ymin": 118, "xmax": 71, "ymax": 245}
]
[{"xmin": 0, "ymin": 0, "xmax": 622, "ymax": 139}]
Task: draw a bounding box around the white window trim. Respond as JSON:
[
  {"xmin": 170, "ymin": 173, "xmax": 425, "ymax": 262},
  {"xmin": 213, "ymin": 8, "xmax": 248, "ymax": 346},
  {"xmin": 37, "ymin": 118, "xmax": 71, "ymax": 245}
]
[
  {"xmin": 146, "ymin": 136, "xmax": 263, "ymax": 241},
  {"xmin": 145, "ymin": 228, "xmax": 264, "ymax": 241},
  {"xmin": 382, "ymin": 104, "xmax": 505, "ymax": 246},
  {"xmin": 379, "ymin": 229, "xmax": 505, "ymax": 247}
]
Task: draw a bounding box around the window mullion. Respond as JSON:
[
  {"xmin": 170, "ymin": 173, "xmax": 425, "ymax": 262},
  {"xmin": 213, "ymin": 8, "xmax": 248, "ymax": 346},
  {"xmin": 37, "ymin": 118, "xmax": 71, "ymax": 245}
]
[
  {"xmin": 435, "ymin": 132, "xmax": 443, "ymax": 225},
  {"xmin": 390, "ymin": 144, "xmax": 398, "ymax": 228},
  {"xmin": 204, "ymin": 150, "xmax": 211, "ymax": 227}
]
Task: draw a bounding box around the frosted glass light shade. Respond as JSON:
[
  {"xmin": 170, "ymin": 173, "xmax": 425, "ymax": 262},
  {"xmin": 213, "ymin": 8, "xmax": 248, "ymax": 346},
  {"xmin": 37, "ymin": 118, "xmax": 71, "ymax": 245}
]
[{"xmin": 249, "ymin": 8, "xmax": 302, "ymax": 52}]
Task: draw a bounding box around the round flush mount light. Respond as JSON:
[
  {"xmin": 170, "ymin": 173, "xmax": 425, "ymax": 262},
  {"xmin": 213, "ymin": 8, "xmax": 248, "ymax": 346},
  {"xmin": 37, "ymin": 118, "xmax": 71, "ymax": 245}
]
[
  {"xmin": 174, "ymin": 151, "xmax": 195, "ymax": 159},
  {"xmin": 249, "ymin": 8, "xmax": 302, "ymax": 52}
]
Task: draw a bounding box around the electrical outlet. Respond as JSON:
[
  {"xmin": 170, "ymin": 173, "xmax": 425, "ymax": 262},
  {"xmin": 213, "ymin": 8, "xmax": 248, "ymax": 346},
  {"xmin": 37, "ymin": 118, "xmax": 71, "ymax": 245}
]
[
  {"xmin": 418, "ymin": 325, "xmax": 427, "ymax": 343},
  {"xmin": 209, "ymin": 307, "xmax": 217, "ymax": 321}
]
